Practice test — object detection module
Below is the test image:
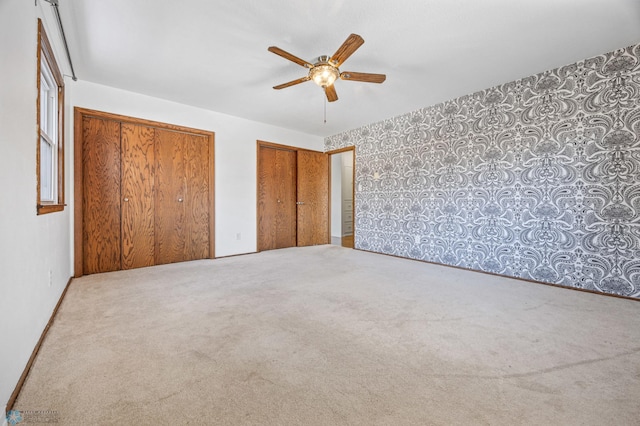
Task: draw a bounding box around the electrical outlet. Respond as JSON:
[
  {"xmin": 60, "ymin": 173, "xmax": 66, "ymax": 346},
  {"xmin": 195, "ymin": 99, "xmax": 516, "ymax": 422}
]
[{"xmin": 236, "ymin": 233, "xmax": 241, "ymax": 240}]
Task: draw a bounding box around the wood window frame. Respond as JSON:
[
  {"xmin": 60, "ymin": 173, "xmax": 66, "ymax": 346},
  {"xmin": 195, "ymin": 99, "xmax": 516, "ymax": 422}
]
[{"xmin": 37, "ymin": 18, "xmax": 65, "ymax": 215}]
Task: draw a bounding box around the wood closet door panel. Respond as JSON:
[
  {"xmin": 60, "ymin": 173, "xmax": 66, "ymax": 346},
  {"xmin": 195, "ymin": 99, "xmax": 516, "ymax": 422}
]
[
  {"xmin": 185, "ymin": 134, "xmax": 210, "ymax": 260},
  {"xmin": 257, "ymin": 146, "xmax": 297, "ymax": 251},
  {"xmin": 276, "ymin": 149, "xmax": 297, "ymax": 248},
  {"xmin": 154, "ymin": 129, "xmax": 187, "ymax": 265},
  {"xmin": 297, "ymin": 150, "xmax": 329, "ymax": 246},
  {"xmin": 82, "ymin": 117, "xmax": 122, "ymax": 274},
  {"xmin": 257, "ymin": 146, "xmax": 278, "ymax": 251},
  {"xmin": 121, "ymin": 124, "xmax": 155, "ymax": 270}
]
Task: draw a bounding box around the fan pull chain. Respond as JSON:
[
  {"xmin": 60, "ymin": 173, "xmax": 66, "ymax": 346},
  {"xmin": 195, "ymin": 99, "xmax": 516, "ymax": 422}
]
[{"xmin": 324, "ymin": 96, "xmax": 327, "ymax": 124}]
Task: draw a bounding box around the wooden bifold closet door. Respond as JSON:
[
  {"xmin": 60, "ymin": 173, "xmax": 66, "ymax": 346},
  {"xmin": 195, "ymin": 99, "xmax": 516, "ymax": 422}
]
[
  {"xmin": 296, "ymin": 149, "xmax": 330, "ymax": 247},
  {"xmin": 75, "ymin": 108, "xmax": 215, "ymax": 276},
  {"xmin": 81, "ymin": 117, "xmax": 122, "ymax": 274},
  {"xmin": 154, "ymin": 129, "xmax": 211, "ymax": 265},
  {"xmin": 257, "ymin": 146, "xmax": 297, "ymax": 250},
  {"xmin": 121, "ymin": 123, "xmax": 155, "ymax": 270},
  {"xmin": 257, "ymin": 142, "xmax": 329, "ymax": 251}
]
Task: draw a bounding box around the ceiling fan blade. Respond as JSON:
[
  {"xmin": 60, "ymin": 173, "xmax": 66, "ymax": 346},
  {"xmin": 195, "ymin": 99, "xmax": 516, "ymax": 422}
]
[
  {"xmin": 325, "ymin": 84, "xmax": 338, "ymax": 102},
  {"xmin": 340, "ymin": 71, "xmax": 386, "ymax": 84},
  {"xmin": 268, "ymin": 46, "xmax": 313, "ymax": 68},
  {"xmin": 329, "ymin": 33, "xmax": 364, "ymax": 67},
  {"xmin": 273, "ymin": 76, "xmax": 310, "ymax": 90}
]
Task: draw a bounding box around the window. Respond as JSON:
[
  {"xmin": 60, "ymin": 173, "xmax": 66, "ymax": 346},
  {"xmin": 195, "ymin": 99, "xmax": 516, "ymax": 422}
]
[{"xmin": 37, "ymin": 19, "xmax": 65, "ymax": 214}]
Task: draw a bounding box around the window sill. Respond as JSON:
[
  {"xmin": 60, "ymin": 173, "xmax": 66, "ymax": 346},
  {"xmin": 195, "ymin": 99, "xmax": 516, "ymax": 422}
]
[{"xmin": 37, "ymin": 203, "xmax": 65, "ymax": 215}]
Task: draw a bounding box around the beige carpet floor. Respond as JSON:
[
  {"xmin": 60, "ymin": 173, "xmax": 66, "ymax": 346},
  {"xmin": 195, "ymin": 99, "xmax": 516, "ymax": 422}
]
[{"xmin": 14, "ymin": 245, "xmax": 640, "ymax": 425}]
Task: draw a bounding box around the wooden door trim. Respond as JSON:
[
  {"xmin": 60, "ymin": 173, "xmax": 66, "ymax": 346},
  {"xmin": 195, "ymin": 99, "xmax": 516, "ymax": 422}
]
[
  {"xmin": 74, "ymin": 107, "xmax": 215, "ymax": 277},
  {"xmin": 73, "ymin": 108, "xmax": 84, "ymax": 277},
  {"xmin": 326, "ymin": 146, "xmax": 355, "ymax": 155},
  {"xmin": 207, "ymin": 132, "xmax": 215, "ymax": 260},
  {"xmin": 257, "ymin": 140, "xmax": 323, "ymax": 154},
  {"xmin": 326, "ymin": 146, "xmax": 356, "ymax": 248},
  {"xmin": 74, "ymin": 108, "xmax": 215, "ymax": 137}
]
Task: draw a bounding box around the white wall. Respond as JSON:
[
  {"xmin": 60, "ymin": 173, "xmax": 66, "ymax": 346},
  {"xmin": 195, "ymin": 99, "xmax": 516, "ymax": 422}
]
[
  {"xmin": 70, "ymin": 80, "xmax": 323, "ymax": 257},
  {"xmin": 0, "ymin": 0, "xmax": 72, "ymax": 417}
]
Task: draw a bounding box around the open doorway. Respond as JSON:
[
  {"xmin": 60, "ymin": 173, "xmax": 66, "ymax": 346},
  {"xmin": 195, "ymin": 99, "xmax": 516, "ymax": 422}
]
[{"xmin": 328, "ymin": 148, "xmax": 355, "ymax": 248}]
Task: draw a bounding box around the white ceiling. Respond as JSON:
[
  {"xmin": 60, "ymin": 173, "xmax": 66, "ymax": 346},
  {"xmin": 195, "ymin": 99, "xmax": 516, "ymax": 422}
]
[{"xmin": 60, "ymin": 0, "xmax": 640, "ymax": 137}]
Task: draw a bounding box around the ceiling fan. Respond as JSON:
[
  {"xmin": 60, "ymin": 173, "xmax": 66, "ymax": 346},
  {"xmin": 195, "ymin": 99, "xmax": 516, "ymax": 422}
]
[{"xmin": 268, "ymin": 33, "xmax": 386, "ymax": 102}]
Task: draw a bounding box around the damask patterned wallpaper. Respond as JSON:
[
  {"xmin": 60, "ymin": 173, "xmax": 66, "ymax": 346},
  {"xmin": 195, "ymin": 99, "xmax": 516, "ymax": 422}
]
[{"xmin": 326, "ymin": 43, "xmax": 640, "ymax": 298}]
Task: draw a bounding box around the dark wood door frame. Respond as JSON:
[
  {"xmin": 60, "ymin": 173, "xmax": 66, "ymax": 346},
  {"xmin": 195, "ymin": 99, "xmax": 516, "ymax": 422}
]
[
  {"xmin": 326, "ymin": 146, "xmax": 356, "ymax": 248},
  {"xmin": 74, "ymin": 107, "xmax": 215, "ymax": 277}
]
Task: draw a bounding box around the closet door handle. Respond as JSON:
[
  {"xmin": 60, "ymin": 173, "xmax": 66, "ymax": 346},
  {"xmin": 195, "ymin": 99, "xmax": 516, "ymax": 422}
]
[
  {"xmin": 296, "ymin": 201, "xmax": 304, "ymax": 205},
  {"xmin": 123, "ymin": 197, "xmax": 129, "ymax": 202},
  {"xmin": 178, "ymin": 198, "xmax": 184, "ymax": 203}
]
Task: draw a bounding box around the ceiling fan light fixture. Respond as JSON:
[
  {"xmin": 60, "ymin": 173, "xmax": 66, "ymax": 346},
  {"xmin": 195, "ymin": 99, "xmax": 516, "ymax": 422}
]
[
  {"xmin": 269, "ymin": 34, "xmax": 386, "ymax": 103},
  {"xmin": 309, "ymin": 64, "xmax": 339, "ymax": 87}
]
